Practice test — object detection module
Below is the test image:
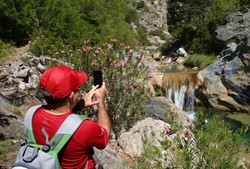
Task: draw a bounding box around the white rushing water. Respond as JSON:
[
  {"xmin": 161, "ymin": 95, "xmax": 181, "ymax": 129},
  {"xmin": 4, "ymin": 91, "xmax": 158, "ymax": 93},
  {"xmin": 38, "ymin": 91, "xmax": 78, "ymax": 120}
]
[{"xmin": 167, "ymin": 84, "xmax": 195, "ymax": 120}]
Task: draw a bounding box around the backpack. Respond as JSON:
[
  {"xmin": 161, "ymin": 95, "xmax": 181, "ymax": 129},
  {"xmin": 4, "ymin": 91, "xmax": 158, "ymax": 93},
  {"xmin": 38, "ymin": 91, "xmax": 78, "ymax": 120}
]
[{"xmin": 12, "ymin": 104, "xmax": 88, "ymax": 169}]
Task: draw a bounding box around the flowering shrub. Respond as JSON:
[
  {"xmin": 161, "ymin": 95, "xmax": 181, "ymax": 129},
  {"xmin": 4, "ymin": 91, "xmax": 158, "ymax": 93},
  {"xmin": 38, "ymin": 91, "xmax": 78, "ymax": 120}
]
[
  {"xmin": 29, "ymin": 36, "xmax": 151, "ymax": 133},
  {"xmin": 163, "ymin": 111, "xmax": 248, "ymax": 169}
]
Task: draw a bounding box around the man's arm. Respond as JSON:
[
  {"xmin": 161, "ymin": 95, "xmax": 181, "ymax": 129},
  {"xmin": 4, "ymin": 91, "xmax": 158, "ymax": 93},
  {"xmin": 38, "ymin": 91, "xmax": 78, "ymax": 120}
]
[{"xmin": 95, "ymin": 82, "xmax": 111, "ymax": 136}]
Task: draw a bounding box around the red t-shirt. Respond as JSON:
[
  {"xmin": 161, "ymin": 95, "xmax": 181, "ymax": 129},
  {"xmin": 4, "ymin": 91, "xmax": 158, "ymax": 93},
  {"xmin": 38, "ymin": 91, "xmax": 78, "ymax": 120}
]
[{"xmin": 32, "ymin": 107, "xmax": 109, "ymax": 169}]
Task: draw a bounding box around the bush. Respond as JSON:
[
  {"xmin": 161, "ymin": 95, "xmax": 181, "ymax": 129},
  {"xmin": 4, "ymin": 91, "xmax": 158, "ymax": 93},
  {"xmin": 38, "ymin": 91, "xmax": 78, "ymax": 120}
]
[
  {"xmin": 184, "ymin": 53, "xmax": 216, "ymax": 69},
  {"xmin": 29, "ymin": 37, "xmax": 151, "ymax": 133}
]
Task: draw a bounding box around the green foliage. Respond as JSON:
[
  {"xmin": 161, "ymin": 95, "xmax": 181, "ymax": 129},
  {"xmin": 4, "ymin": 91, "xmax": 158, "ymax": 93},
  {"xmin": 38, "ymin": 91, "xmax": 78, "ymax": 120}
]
[
  {"xmin": 194, "ymin": 122, "xmax": 244, "ymax": 168},
  {"xmin": 0, "ymin": 40, "xmax": 15, "ymax": 62},
  {"xmin": 149, "ymin": 30, "xmax": 168, "ymax": 41},
  {"xmin": 161, "ymin": 24, "xmax": 199, "ymax": 56},
  {"xmin": 132, "ymin": 110, "xmax": 249, "ymax": 168},
  {"xmin": 166, "ymin": 0, "xmax": 245, "ymax": 54},
  {"xmin": 172, "ymin": 113, "xmax": 249, "ymax": 168},
  {"xmin": 136, "ymin": 1, "xmax": 146, "ymax": 10},
  {"xmin": 0, "ymin": 0, "xmax": 142, "ymax": 47},
  {"xmin": 0, "ymin": 0, "xmax": 36, "ymax": 45},
  {"xmin": 184, "ymin": 53, "xmax": 216, "ymax": 69},
  {"xmin": 29, "ymin": 37, "xmax": 150, "ymax": 133},
  {"xmin": 0, "ymin": 139, "xmax": 15, "ymax": 155},
  {"xmin": 134, "ymin": 139, "xmax": 165, "ymax": 169}
]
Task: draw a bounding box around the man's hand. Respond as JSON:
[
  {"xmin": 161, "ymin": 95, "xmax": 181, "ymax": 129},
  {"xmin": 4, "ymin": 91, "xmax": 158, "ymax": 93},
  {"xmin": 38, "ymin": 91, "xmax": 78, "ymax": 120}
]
[
  {"xmin": 81, "ymin": 85, "xmax": 99, "ymax": 107},
  {"xmin": 94, "ymin": 82, "xmax": 107, "ymax": 103}
]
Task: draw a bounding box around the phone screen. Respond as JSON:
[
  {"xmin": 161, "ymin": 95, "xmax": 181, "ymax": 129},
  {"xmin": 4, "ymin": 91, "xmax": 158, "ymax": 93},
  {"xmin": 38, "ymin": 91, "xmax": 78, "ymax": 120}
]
[{"xmin": 93, "ymin": 70, "xmax": 103, "ymax": 87}]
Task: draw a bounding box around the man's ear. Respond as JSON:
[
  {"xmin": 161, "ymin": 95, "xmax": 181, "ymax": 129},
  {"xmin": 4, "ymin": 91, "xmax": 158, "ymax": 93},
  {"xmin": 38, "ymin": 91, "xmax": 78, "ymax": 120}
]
[{"xmin": 69, "ymin": 91, "xmax": 74, "ymax": 100}]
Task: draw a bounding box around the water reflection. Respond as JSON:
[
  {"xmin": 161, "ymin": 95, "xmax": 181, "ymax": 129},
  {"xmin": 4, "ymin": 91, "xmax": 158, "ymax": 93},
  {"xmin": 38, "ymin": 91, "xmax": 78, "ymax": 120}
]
[{"xmin": 158, "ymin": 64, "xmax": 195, "ymax": 73}]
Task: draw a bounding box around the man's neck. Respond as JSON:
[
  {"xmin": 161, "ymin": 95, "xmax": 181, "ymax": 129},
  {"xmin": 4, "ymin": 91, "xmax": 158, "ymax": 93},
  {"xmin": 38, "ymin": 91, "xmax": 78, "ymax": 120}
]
[{"xmin": 44, "ymin": 105, "xmax": 71, "ymax": 115}]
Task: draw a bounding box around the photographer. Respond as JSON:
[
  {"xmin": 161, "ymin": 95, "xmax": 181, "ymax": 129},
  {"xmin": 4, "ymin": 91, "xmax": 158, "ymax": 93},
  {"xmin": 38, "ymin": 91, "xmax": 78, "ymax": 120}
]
[{"xmin": 32, "ymin": 65, "xmax": 111, "ymax": 168}]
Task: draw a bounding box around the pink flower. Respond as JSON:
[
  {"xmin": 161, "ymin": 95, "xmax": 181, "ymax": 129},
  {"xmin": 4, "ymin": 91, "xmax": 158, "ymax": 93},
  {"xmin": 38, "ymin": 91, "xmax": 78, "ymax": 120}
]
[
  {"xmin": 130, "ymin": 85, "xmax": 135, "ymax": 91},
  {"xmin": 83, "ymin": 46, "xmax": 92, "ymax": 52},
  {"xmin": 95, "ymin": 48, "xmax": 102, "ymax": 54},
  {"xmin": 110, "ymin": 38, "xmax": 117, "ymax": 43},
  {"xmin": 91, "ymin": 60, "xmax": 97, "ymax": 65},
  {"xmin": 182, "ymin": 128, "xmax": 192, "ymax": 141},
  {"xmin": 77, "ymin": 49, "xmax": 83, "ymax": 54},
  {"xmin": 147, "ymin": 72, "xmax": 154, "ymax": 78},
  {"xmin": 121, "ymin": 60, "xmax": 127, "ymax": 66},
  {"xmin": 106, "ymin": 44, "xmax": 113, "ymax": 50},
  {"xmin": 137, "ymin": 53, "xmax": 142, "ymax": 58},
  {"xmin": 165, "ymin": 126, "xmax": 171, "ymax": 136},
  {"xmin": 125, "ymin": 45, "xmax": 131, "ymax": 50}
]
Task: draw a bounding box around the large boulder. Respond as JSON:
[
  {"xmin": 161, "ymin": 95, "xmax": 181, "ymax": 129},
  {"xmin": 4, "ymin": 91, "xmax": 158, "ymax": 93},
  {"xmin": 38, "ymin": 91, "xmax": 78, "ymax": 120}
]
[
  {"xmin": 117, "ymin": 117, "xmax": 175, "ymax": 168},
  {"xmin": 215, "ymin": 9, "xmax": 250, "ymax": 47},
  {"xmin": 196, "ymin": 9, "xmax": 250, "ymax": 112},
  {"xmin": 197, "ymin": 42, "xmax": 250, "ymax": 112}
]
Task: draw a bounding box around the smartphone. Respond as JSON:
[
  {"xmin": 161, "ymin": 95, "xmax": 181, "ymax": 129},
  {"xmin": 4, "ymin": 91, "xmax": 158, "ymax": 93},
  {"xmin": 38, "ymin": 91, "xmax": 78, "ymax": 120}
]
[{"xmin": 93, "ymin": 70, "xmax": 103, "ymax": 88}]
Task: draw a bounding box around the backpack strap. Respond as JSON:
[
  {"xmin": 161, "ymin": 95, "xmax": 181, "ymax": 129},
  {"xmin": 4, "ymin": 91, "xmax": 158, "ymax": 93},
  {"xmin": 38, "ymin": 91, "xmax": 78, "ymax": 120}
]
[
  {"xmin": 23, "ymin": 104, "xmax": 88, "ymax": 153},
  {"xmin": 47, "ymin": 114, "xmax": 88, "ymax": 154},
  {"xmin": 23, "ymin": 104, "xmax": 42, "ymax": 143}
]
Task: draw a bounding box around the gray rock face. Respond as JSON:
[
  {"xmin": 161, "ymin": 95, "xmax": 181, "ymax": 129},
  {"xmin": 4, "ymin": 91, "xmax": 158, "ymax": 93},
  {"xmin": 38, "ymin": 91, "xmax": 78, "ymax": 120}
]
[
  {"xmin": 0, "ymin": 51, "xmax": 74, "ymax": 106},
  {"xmin": 197, "ymin": 43, "xmax": 250, "ymax": 112},
  {"xmin": 138, "ymin": 0, "xmax": 169, "ymax": 34},
  {"xmin": 196, "ymin": 9, "xmax": 250, "ymax": 112},
  {"xmin": 0, "ymin": 94, "xmax": 23, "ymax": 140},
  {"xmin": 215, "ymin": 9, "xmax": 250, "ymax": 47}
]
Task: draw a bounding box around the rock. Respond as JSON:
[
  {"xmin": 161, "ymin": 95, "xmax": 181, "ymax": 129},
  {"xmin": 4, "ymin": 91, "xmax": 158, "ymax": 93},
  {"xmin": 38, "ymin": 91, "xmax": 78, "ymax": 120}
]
[
  {"xmin": 118, "ymin": 117, "xmax": 174, "ymax": 168},
  {"xmin": 137, "ymin": 0, "xmax": 169, "ymax": 36},
  {"xmin": 215, "ymin": 9, "xmax": 250, "ymax": 47},
  {"xmin": 147, "ymin": 73, "xmax": 163, "ymax": 97},
  {"xmin": 148, "ymin": 36, "xmax": 166, "ymax": 46},
  {"xmin": 0, "ymin": 94, "xmax": 23, "ymax": 140},
  {"xmin": 176, "ymin": 47, "xmax": 188, "ymax": 57},
  {"xmin": 152, "ymin": 51, "xmax": 161, "ymax": 60},
  {"xmin": 196, "ymin": 9, "xmax": 250, "ymax": 112},
  {"xmin": 37, "ymin": 63, "xmax": 47, "ymax": 73},
  {"xmin": 13, "ymin": 68, "xmax": 30, "ymax": 78},
  {"xmin": 0, "ymin": 69, "xmax": 9, "ymax": 80},
  {"xmin": 94, "ymin": 145, "xmax": 131, "ymax": 169},
  {"xmin": 192, "ymin": 66, "xmax": 199, "ymax": 70},
  {"xmin": 145, "ymin": 45, "xmax": 158, "ymax": 53},
  {"xmin": 176, "ymin": 57, "xmax": 186, "ymax": 64},
  {"xmin": 197, "ymin": 44, "xmax": 250, "ymax": 112}
]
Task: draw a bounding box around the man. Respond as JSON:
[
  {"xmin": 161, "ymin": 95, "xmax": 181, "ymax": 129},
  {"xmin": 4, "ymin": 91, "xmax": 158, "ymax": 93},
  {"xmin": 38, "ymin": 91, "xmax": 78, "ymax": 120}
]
[{"xmin": 32, "ymin": 65, "xmax": 111, "ymax": 168}]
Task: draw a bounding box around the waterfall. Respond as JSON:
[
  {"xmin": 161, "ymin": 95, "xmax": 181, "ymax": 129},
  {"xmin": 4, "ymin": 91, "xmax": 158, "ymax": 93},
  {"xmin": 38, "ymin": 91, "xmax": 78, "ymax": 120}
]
[
  {"xmin": 162, "ymin": 70, "xmax": 199, "ymax": 120},
  {"xmin": 167, "ymin": 84, "xmax": 196, "ymax": 120}
]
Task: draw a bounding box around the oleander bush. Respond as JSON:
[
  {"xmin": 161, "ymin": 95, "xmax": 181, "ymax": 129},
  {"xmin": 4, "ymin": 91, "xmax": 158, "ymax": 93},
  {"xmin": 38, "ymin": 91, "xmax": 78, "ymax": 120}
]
[{"xmin": 29, "ymin": 36, "xmax": 151, "ymax": 133}]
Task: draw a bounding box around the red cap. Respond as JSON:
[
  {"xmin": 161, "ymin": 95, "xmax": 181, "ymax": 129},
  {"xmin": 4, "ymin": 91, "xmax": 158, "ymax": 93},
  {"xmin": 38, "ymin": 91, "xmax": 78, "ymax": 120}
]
[{"xmin": 39, "ymin": 66, "xmax": 88, "ymax": 99}]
